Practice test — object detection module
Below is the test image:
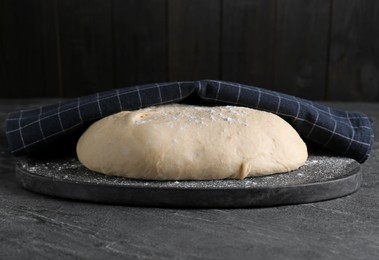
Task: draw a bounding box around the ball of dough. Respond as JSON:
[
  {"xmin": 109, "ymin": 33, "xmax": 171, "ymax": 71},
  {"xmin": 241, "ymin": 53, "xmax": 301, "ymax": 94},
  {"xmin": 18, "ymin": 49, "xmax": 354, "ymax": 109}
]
[{"xmin": 76, "ymin": 104, "xmax": 308, "ymax": 180}]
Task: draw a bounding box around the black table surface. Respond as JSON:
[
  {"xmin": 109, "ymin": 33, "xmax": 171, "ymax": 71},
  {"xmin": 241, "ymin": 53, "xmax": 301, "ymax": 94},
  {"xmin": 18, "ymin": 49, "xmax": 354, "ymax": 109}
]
[{"xmin": 1, "ymin": 99, "xmax": 378, "ymax": 259}]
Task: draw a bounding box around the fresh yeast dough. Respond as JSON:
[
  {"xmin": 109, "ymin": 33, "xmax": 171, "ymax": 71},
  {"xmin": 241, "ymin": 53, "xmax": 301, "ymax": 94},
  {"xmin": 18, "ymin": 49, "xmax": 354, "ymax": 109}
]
[{"xmin": 76, "ymin": 105, "xmax": 308, "ymax": 180}]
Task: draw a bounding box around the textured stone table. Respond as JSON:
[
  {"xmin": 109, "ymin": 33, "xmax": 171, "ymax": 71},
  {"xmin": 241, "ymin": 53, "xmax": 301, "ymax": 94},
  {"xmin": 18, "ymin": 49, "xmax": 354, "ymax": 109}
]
[{"xmin": 0, "ymin": 99, "xmax": 378, "ymax": 259}]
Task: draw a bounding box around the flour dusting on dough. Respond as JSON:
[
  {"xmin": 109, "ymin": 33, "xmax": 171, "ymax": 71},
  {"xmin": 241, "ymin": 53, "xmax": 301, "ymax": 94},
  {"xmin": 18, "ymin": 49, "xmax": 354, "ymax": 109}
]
[{"xmin": 76, "ymin": 104, "xmax": 308, "ymax": 180}]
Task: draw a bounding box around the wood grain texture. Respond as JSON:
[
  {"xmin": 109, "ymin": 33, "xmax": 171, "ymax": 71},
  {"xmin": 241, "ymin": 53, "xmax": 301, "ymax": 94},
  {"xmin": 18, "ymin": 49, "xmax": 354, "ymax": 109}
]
[
  {"xmin": 221, "ymin": 0, "xmax": 276, "ymax": 89},
  {"xmin": 328, "ymin": 0, "xmax": 379, "ymax": 101},
  {"xmin": 0, "ymin": 0, "xmax": 7, "ymax": 96},
  {"xmin": 168, "ymin": 0, "xmax": 220, "ymax": 81},
  {"xmin": 0, "ymin": 0, "xmax": 60, "ymax": 98},
  {"xmin": 113, "ymin": 0, "xmax": 167, "ymax": 87},
  {"xmin": 58, "ymin": 0, "xmax": 113, "ymax": 97},
  {"xmin": 1, "ymin": 1, "xmax": 379, "ymax": 101},
  {"xmin": 274, "ymin": 0, "xmax": 330, "ymax": 99}
]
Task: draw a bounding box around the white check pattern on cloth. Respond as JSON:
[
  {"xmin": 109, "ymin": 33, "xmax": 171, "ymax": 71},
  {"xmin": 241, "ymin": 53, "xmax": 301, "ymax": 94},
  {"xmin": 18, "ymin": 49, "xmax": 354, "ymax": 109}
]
[{"xmin": 5, "ymin": 80, "xmax": 374, "ymax": 163}]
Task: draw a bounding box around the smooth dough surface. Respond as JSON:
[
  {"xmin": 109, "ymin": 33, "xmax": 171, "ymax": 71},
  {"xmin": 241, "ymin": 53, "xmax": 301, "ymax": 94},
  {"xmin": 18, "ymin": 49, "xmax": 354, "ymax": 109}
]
[{"xmin": 77, "ymin": 104, "xmax": 308, "ymax": 180}]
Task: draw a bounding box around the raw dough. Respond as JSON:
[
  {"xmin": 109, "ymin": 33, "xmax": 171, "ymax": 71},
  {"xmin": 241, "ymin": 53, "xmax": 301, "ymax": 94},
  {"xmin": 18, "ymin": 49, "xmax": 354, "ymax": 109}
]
[{"xmin": 76, "ymin": 104, "xmax": 308, "ymax": 180}]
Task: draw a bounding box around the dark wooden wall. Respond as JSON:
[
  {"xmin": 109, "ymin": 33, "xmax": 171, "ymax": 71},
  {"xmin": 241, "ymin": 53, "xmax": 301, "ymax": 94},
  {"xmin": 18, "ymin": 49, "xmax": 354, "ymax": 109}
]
[{"xmin": 1, "ymin": 0, "xmax": 378, "ymax": 101}]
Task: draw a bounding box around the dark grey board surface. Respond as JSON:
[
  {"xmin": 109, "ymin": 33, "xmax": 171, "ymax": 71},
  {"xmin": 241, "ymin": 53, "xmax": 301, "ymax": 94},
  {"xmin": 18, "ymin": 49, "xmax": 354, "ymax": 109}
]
[
  {"xmin": 2, "ymin": 100, "xmax": 379, "ymax": 259},
  {"xmin": 16, "ymin": 153, "xmax": 361, "ymax": 208}
]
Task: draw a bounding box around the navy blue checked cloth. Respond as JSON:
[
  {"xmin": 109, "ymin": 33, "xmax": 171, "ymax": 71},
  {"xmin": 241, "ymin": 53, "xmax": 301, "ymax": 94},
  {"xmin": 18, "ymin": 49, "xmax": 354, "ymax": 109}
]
[{"xmin": 5, "ymin": 80, "xmax": 374, "ymax": 163}]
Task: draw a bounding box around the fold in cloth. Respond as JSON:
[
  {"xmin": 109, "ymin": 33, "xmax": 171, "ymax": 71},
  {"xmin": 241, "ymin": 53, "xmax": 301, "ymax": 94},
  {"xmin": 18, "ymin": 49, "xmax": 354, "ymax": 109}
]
[{"xmin": 5, "ymin": 80, "xmax": 374, "ymax": 163}]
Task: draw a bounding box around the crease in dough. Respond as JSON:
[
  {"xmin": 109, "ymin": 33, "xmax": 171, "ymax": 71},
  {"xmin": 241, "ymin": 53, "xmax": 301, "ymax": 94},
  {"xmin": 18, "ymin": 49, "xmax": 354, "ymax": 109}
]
[{"xmin": 76, "ymin": 104, "xmax": 308, "ymax": 180}]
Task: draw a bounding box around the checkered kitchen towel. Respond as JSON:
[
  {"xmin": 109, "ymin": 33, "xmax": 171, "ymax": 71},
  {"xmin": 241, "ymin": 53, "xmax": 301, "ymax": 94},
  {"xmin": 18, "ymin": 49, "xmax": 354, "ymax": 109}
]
[{"xmin": 5, "ymin": 80, "xmax": 374, "ymax": 163}]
